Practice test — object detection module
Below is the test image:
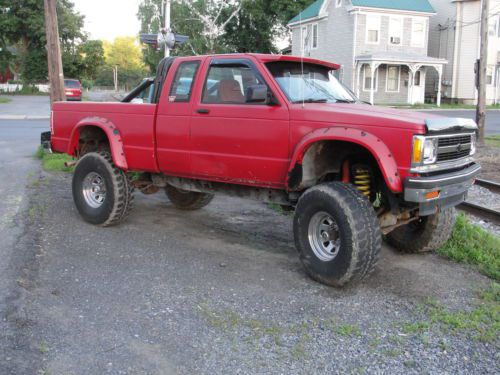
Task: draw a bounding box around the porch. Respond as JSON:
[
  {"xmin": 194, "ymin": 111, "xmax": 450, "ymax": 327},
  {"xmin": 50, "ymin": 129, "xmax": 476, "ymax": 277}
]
[{"xmin": 354, "ymin": 52, "xmax": 447, "ymax": 106}]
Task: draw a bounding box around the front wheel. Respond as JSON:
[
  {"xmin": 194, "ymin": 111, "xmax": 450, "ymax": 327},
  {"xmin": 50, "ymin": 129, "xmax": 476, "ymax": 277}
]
[
  {"xmin": 72, "ymin": 152, "xmax": 134, "ymax": 226},
  {"xmin": 293, "ymin": 182, "xmax": 381, "ymax": 287},
  {"xmin": 385, "ymin": 208, "xmax": 456, "ymax": 253}
]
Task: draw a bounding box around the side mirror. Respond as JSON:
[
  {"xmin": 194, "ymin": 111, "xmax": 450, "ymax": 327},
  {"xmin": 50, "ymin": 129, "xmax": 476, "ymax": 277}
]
[{"xmin": 246, "ymin": 84, "xmax": 268, "ymax": 103}]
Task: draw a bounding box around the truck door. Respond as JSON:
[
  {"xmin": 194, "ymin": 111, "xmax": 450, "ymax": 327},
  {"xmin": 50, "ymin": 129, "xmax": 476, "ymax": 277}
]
[
  {"xmin": 156, "ymin": 57, "xmax": 201, "ymax": 175},
  {"xmin": 190, "ymin": 58, "xmax": 290, "ymax": 188}
]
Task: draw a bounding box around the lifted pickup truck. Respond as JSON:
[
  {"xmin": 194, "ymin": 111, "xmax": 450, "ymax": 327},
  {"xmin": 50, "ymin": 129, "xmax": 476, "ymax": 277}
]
[{"xmin": 44, "ymin": 54, "xmax": 480, "ymax": 287}]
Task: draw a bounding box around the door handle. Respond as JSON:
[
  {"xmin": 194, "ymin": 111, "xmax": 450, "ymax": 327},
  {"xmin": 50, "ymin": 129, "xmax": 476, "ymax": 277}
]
[{"xmin": 196, "ymin": 108, "xmax": 210, "ymax": 114}]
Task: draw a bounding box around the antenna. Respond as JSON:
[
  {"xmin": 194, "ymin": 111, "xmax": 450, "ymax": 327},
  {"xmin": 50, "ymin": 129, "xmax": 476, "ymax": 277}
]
[{"xmin": 299, "ymin": 9, "xmax": 305, "ymax": 108}]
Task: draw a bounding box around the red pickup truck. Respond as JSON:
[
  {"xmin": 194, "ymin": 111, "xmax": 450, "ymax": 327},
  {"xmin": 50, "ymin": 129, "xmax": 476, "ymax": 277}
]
[{"xmin": 44, "ymin": 54, "xmax": 480, "ymax": 287}]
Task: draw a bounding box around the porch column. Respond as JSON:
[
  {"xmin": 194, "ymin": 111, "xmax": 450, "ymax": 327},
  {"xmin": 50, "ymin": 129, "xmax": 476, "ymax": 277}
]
[
  {"xmin": 356, "ymin": 62, "xmax": 362, "ymax": 98},
  {"xmin": 370, "ymin": 62, "xmax": 380, "ymax": 105},
  {"xmin": 436, "ymin": 65, "xmax": 443, "ymax": 107}
]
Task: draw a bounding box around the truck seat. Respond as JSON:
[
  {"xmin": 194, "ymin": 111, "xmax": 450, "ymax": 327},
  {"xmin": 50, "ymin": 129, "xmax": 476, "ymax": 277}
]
[{"xmin": 219, "ymin": 79, "xmax": 245, "ymax": 103}]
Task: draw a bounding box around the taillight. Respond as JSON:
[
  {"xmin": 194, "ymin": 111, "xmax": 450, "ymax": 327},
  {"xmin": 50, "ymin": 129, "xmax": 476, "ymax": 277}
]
[{"xmin": 50, "ymin": 110, "xmax": 54, "ymax": 135}]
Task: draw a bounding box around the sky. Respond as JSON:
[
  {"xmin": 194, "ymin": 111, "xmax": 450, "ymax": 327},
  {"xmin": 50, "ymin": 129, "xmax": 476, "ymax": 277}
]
[{"xmin": 72, "ymin": 0, "xmax": 143, "ymax": 41}]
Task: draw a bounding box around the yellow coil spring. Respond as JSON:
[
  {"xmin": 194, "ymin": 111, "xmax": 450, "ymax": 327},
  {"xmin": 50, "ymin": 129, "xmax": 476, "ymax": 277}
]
[{"xmin": 353, "ymin": 168, "xmax": 371, "ymax": 198}]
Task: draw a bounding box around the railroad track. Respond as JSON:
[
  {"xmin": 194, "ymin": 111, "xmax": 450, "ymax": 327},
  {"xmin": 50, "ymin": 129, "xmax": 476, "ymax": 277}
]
[{"xmin": 458, "ymin": 178, "xmax": 500, "ymax": 225}]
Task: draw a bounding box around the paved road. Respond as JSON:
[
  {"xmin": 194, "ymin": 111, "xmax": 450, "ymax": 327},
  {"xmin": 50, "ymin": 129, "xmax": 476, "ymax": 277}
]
[
  {"xmin": 419, "ymin": 110, "xmax": 500, "ymax": 135},
  {"xmin": 0, "ymin": 119, "xmax": 497, "ymax": 374},
  {"xmin": 0, "ymin": 96, "xmax": 50, "ymax": 118}
]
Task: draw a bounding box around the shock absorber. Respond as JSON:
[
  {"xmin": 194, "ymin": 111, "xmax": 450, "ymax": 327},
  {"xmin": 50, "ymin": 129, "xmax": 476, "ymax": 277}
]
[{"xmin": 353, "ymin": 166, "xmax": 371, "ymax": 198}]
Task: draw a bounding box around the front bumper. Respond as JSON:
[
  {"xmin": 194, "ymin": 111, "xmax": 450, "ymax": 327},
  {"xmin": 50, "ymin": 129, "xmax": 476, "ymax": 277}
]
[{"xmin": 404, "ymin": 163, "xmax": 481, "ymax": 216}]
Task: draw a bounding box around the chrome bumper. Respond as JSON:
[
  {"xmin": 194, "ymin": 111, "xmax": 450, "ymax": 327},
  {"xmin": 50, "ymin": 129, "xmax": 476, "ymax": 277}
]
[{"xmin": 404, "ymin": 163, "xmax": 481, "ymax": 216}]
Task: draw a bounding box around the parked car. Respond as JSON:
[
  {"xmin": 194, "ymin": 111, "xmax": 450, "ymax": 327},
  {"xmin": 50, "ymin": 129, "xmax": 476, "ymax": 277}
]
[
  {"xmin": 42, "ymin": 54, "xmax": 480, "ymax": 287},
  {"xmin": 64, "ymin": 79, "xmax": 82, "ymax": 101}
]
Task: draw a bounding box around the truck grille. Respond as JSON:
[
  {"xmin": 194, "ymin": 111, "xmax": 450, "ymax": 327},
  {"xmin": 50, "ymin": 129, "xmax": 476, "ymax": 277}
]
[{"xmin": 436, "ymin": 134, "xmax": 472, "ymax": 163}]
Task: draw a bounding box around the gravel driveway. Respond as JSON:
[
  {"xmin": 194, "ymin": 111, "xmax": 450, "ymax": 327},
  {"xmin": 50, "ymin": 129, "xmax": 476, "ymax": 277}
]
[{"xmin": 2, "ymin": 168, "xmax": 498, "ymax": 375}]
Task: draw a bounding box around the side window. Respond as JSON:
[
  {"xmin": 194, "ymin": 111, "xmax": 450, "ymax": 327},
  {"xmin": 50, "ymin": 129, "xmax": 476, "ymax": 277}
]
[
  {"xmin": 169, "ymin": 61, "xmax": 200, "ymax": 102},
  {"xmin": 202, "ymin": 64, "xmax": 266, "ymax": 104}
]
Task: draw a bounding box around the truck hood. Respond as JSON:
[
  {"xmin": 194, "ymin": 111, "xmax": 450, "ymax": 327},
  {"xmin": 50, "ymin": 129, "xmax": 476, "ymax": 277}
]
[{"xmin": 289, "ymin": 103, "xmax": 454, "ymax": 133}]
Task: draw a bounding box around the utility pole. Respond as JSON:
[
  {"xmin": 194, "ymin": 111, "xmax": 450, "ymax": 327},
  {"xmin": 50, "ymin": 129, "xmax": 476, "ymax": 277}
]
[
  {"xmin": 43, "ymin": 0, "xmax": 66, "ymax": 104},
  {"xmin": 476, "ymin": 0, "xmax": 489, "ymax": 145},
  {"xmin": 163, "ymin": 0, "xmax": 171, "ymax": 57}
]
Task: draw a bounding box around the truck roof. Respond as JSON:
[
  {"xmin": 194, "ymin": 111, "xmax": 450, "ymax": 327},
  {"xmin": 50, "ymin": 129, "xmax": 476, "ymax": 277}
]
[{"xmin": 179, "ymin": 53, "xmax": 341, "ymax": 71}]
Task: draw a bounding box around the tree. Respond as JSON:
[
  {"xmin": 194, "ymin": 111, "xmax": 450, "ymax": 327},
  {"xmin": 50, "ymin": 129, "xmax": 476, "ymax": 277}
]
[
  {"xmin": 0, "ymin": 0, "xmax": 85, "ymax": 82},
  {"xmin": 79, "ymin": 40, "xmax": 105, "ymax": 81},
  {"xmin": 105, "ymin": 36, "xmax": 144, "ymax": 71}
]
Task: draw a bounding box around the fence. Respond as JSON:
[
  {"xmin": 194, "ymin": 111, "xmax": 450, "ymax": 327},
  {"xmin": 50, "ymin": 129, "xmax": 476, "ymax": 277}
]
[{"xmin": 0, "ymin": 83, "xmax": 50, "ymax": 93}]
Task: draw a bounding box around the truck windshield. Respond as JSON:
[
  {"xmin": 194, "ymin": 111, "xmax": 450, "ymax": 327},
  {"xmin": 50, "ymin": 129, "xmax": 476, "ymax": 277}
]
[{"xmin": 266, "ymin": 61, "xmax": 356, "ymax": 104}]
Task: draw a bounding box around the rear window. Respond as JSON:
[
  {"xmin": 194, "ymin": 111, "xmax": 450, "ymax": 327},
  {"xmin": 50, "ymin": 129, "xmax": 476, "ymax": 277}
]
[{"xmin": 64, "ymin": 80, "xmax": 80, "ymax": 88}]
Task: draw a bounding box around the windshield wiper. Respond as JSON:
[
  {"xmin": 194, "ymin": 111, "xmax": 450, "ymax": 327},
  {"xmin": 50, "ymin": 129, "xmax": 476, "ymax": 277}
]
[
  {"xmin": 292, "ymin": 98, "xmax": 328, "ymax": 104},
  {"xmin": 335, "ymin": 99, "xmax": 356, "ymax": 104}
]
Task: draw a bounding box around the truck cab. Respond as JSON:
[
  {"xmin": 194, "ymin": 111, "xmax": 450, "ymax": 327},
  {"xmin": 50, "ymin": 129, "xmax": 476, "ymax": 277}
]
[{"xmin": 45, "ymin": 54, "xmax": 480, "ymax": 287}]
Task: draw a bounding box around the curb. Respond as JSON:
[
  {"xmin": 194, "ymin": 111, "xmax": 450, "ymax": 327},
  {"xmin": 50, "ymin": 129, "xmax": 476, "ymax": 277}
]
[{"xmin": 0, "ymin": 115, "xmax": 50, "ymax": 120}]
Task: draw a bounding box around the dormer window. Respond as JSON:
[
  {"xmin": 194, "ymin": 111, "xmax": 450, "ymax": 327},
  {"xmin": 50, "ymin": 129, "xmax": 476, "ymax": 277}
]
[{"xmin": 389, "ymin": 17, "xmax": 403, "ymax": 45}]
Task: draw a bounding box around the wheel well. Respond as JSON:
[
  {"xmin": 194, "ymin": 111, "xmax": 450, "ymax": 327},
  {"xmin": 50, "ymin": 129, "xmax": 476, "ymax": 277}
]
[
  {"xmin": 76, "ymin": 126, "xmax": 110, "ymax": 157},
  {"xmin": 288, "ymin": 140, "xmax": 382, "ymax": 191}
]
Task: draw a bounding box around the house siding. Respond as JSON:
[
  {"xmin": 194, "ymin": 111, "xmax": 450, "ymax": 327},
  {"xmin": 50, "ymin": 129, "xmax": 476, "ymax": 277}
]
[
  {"xmin": 291, "ymin": 2, "xmax": 355, "ymax": 87},
  {"xmin": 427, "ymin": 0, "xmax": 500, "ymax": 104},
  {"xmin": 355, "ymin": 14, "xmax": 429, "ymax": 56}
]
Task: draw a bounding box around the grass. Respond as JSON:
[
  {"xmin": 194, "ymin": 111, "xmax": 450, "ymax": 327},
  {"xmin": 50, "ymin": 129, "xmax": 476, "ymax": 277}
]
[
  {"xmin": 0, "ymin": 97, "xmax": 12, "ymax": 104},
  {"xmin": 35, "ymin": 146, "xmax": 74, "ymax": 172},
  {"xmin": 485, "ymin": 135, "xmax": 500, "ymax": 148},
  {"xmin": 401, "ymin": 285, "xmax": 500, "ymax": 343},
  {"xmin": 437, "ymin": 213, "xmax": 500, "ymax": 281}
]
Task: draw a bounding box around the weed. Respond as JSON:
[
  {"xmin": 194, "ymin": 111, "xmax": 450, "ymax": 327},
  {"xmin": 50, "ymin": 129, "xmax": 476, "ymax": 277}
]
[
  {"xmin": 402, "ymin": 321, "xmax": 430, "ymax": 334},
  {"xmin": 35, "ymin": 146, "xmax": 74, "ymax": 173},
  {"xmin": 485, "ymin": 135, "xmax": 500, "ymax": 149},
  {"xmin": 38, "ymin": 341, "xmax": 48, "ymax": 354},
  {"xmin": 438, "ymin": 213, "xmax": 500, "ymax": 280},
  {"xmin": 384, "ymin": 348, "xmax": 399, "ymax": 357},
  {"xmin": 0, "ymin": 97, "xmax": 12, "ymax": 104}
]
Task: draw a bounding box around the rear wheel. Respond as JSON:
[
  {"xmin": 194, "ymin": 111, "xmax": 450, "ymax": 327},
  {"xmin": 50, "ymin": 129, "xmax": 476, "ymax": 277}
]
[
  {"xmin": 385, "ymin": 208, "xmax": 456, "ymax": 253},
  {"xmin": 165, "ymin": 185, "xmax": 214, "ymax": 210},
  {"xmin": 72, "ymin": 152, "xmax": 134, "ymax": 226},
  {"xmin": 293, "ymin": 182, "xmax": 381, "ymax": 287}
]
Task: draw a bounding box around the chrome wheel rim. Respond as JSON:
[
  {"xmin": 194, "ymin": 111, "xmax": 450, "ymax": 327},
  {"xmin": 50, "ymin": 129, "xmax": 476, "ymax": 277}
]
[
  {"xmin": 308, "ymin": 211, "xmax": 341, "ymax": 261},
  {"xmin": 82, "ymin": 172, "xmax": 106, "ymax": 208}
]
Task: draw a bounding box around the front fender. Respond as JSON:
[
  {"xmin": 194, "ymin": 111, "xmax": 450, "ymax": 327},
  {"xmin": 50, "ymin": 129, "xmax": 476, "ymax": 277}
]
[
  {"xmin": 288, "ymin": 127, "xmax": 402, "ymax": 193},
  {"xmin": 67, "ymin": 117, "xmax": 128, "ymax": 170}
]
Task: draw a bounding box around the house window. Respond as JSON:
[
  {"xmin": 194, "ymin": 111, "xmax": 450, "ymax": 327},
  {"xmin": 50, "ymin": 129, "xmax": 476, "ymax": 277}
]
[
  {"xmin": 386, "ymin": 66, "xmax": 400, "ymax": 92},
  {"xmin": 335, "ymin": 0, "xmax": 342, "ymax": 7},
  {"xmin": 366, "ymin": 15, "xmax": 380, "ymax": 44},
  {"xmin": 389, "ymin": 17, "xmax": 403, "ymax": 45},
  {"xmin": 312, "ymin": 24, "xmax": 318, "ymax": 49},
  {"xmin": 414, "ymin": 71, "xmax": 421, "ymax": 86},
  {"xmin": 488, "ymin": 16, "xmax": 498, "ymax": 37},
  {"xmin": 363, "ymin": 65, "xmax": 378, "ymax": 91},
  {"xmin": 301, "ymin": 26, "xmax": 308, "ymax": 51},
  {"xmin": 486, "ymin": 66, "xmax": 494, "ymax": 85},
  {"xmin": 411, "ymin": 19, "xmax": 426, "ymax": 47}
]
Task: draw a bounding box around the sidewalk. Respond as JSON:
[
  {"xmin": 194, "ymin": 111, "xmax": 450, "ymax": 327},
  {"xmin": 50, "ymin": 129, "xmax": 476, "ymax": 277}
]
[{"xmin": 0, "ymin": 95, "xmax": 50, "ymax": 120}]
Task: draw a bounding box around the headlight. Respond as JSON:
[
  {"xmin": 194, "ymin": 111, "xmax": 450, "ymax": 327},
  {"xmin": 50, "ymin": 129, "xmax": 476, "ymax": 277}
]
[
  {"xmin": 470, "ymin": 133, "xmax": 476, "ymax": 155},
  {"xmin": 412, "ymin": 136, "xmax": 437, "ymax": 166}
]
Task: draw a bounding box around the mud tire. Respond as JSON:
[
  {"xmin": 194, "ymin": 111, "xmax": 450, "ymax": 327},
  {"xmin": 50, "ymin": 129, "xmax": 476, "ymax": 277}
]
[
  {"xmin": 385, "ymin": 208, "xmax": 456, "ymax": 253},
  {"xmin": 165, "ymin": 185, "xmax": 214, "ymax": 210},
  {"xmin": 72, "ymin": 152, "xmax": 134, "ymax": 226},
  {"xmin": 293, "ymin": 182, "xmax": 381, "ymax": 287}
]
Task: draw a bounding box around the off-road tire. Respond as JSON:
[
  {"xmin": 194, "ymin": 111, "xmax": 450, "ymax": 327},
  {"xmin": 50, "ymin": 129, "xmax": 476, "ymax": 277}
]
[
  {"xmin": 165, "ymin": 185, "xmax": 214, "ymax": 210},
  {"xmin": 293, "ymin": 182, "xmax": 381, "ymax": 287},
  {"xmin": 385, "ymin": 208, "xmax": 456, "ymax": 253},
  {"xmin": 72, "ymin": 152, "xmax": 134, "ymax": 226}
]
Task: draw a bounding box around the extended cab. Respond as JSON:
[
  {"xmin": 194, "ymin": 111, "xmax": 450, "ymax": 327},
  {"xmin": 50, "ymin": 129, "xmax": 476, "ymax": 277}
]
[{"xmin": 44, "ymin": 54, "xmax": 480, "ymax": 287}]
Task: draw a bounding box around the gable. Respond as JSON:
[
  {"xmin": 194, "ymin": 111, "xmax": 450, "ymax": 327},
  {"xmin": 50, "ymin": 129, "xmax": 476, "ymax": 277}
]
[
  {"xmin": 288, "ymin": 0, "xmax": 326, "ymax": 25},
  {"xmin": 351, "ymin": 0, "xmax": 435, "ymax": 13}
]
